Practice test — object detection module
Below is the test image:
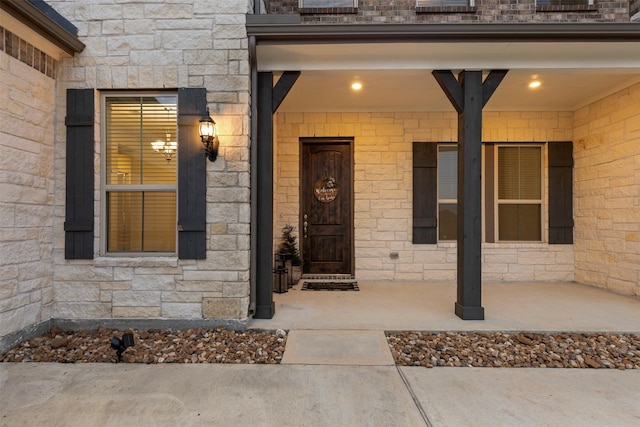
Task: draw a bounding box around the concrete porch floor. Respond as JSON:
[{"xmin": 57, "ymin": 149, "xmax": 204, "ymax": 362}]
[
  {"xmin": 2, "ymin": 281, "xmax": 639, "ymax": 426},
  {"xmin": 249, "ymin": 281, "xmax": 640, "ymax": 332}
]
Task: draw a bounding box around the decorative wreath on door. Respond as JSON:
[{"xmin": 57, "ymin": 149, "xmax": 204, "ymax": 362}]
[{"xmin": 314, "ymin": 176, "xmax": 338, "ymax": 203}]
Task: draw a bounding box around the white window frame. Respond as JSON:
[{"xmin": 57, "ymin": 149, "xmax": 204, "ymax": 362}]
[
  {"xmin": 494, "ymin": 144, "xmax": 544, "ymax": 243},
  {"xmin": 535, "ymin": 0, "xmax": 593, "ymax": 5},
  {"xmin": 299, "ymin": 0, "xmax": 358, "ymax": 7},
  {"xmin": 437, "ymin": 144, "xmax": 458, "ymax": 242},
  {"xmin": 417, "ymin": 0, "xmax": 475, "ymax": 7},
  {"xmin": 436, "ymin": 144, "xmax": 487, "ymax": 243},
  {"xmin": 100, "ymin": 91, "xmax": 178, "ymax": 256}
]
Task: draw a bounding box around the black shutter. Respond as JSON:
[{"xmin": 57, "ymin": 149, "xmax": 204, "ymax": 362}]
[
  {"xmin": 64, "ymin": 89, "xmax": 94, "ymax": 259},
  {"xmin": 177, "ymin": 88, "xmax": 207, "ymax": 259},
  {"xmin": 413, "ymin": 142, "xmax": 438, "ymax": 244},
  {"xmin": 548, "ymin": 141, "xmax": 573, "ymax": 244}
]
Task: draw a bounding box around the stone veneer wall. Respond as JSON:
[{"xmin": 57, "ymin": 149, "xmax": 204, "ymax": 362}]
[
  {"xmin": 0, "ymin": 27, "xmax": 58, "ymax": 343},
  {"xmin": 48, "ymin": 0, "xmax": 253, "ymax": 324},
  {"xmin": 274, "ymin": 111, "xmax": 575, "ymax": 282},
  {"xmin": 573, "ymin": 82, "xmax": 640, "ymax": 297},
  {"xmin": 267, "ymin": 0, "xmax": 631, "ymax": 23}
]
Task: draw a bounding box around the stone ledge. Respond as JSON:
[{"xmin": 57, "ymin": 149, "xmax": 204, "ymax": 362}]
[
  {"xmin": 94, "ymin": 257, "xmax": 179, "ymax": 268},
  {"xmin": 0, "ymin": 320, "xmax": 50, "ymax": 355},
  {"xmin": 52, "ymin": 317, "xmax": 247, "ymax": 332}
]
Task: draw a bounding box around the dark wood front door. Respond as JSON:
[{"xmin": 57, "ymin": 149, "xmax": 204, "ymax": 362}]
[{"xmin": 301, "ymin": 138, "xmax": 353, "ymax": 275}]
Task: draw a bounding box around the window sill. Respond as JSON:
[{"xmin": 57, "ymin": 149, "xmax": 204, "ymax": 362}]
[
  {"xmin": 95, "ymin": 256, "xmax": 179, "ymax": 268},
  {"xmin": 417, "ymin": 6, "xmax": 477, "ymax": 14},
  {"xmin": 437, "ymin": 242, "xmax": 457, "ymax": 248},
  {"xmin": 435, "ymin": 242, "xmax": 565, "ymax": 248},
  {"xmin": 483, "ymin": 242, "xmax": 550, "ymax": 249},
  {"xmin": 299, "ymin": 7, "xmax": 357, "ymax": 14}
]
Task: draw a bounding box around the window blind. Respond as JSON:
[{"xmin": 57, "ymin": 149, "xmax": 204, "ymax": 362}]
[
  {"xmin": 438, "ymin": 146, "xmax": 457, "ymax": 200},
  {"xmin": 497, "ymin": 146, "xmax": 542, "ymax": 241},
  {"xmin": 498, "ymin": 146, "xmax": 541, "ymax": 200},
  {"xmin": 106, "ymin": 96, "xmax": 177, "ymax": 185}
]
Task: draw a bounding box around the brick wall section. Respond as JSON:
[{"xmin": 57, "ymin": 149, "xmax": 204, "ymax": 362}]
[
  {"xmin": 0, "ymin": 46, "xmax": 56, "ymax": 338},
  {"xmin": 573, "ymin": 82, "xmax": 640, "ymax": 297},
  {"xmin": 275, "ymin": 111, "xmax": 575, "ymax": 282},
  {"xmin": 267, "ymin": 0, "xmax": 631, "ymax": 22},
  {"xmin": 0, "ymin": 27, "xmax": 58, "ymax": 78},
  {"xmin": 48, "ymin": 0, "xmax": 252, "ymax": 321}
]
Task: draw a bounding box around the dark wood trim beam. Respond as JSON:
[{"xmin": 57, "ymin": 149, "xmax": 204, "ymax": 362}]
[
  {"xmin": 432, "ymin": 70, "xmax": 463, "ymax": 113},
  {"xmin": 272, "ymin": 71, "xmax": 300, "ymax": 113},
  {"xmin": 482, "ymin": 70, "xmax": 509, "ymax": 108}
]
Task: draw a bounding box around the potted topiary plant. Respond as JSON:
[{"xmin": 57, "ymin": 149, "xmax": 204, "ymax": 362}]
[{"xmin": 278, "ymin": 224, "xmax": 301, "ymax": 285}]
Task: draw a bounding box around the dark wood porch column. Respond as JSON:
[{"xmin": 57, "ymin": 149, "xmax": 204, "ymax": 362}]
[
  {"xmin": 254, "ymin": 71, "xmax": 300, "ymax": 319},
  {"xmin": 255, "ymin": 71, "xmax": 275, "ymax": 319},
  {"xmin": 432, "ymin": 70, "xmax": 507, "ymax": 320}
]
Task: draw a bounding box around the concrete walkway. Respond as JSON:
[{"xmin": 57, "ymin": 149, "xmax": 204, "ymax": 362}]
[{"xmin": 1, "ymin": 281, "xmax": 640, "ymax": 426}]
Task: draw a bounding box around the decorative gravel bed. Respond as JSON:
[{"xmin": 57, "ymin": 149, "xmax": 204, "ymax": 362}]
[
  {"xmin": 3, "ymin": 328, "xmax": 639, "ymax": 369},
  {"xmin": 0, "ymin": 327, "xmax": 287, "ymax": 364},
  {"xmin": 386, "ymin": 332, "xmax": 640, "ymax": 369}
]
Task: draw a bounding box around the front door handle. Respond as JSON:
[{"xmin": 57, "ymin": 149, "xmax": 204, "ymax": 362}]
[{"xmin": 303, "ymin": 214, "xmax": 308, "ymax": 239}]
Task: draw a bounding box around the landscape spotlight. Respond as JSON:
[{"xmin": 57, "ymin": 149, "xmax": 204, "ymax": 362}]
[{"xmin": 111, "ymin": 333, "xmax": 135, "ymax": 363}]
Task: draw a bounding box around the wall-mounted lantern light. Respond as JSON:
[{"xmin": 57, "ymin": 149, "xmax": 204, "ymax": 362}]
[{"xmin": 199, "ymin": 107, "xmax": 219, "ymax": 162}]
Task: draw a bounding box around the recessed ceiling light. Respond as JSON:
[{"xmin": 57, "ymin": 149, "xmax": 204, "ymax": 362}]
[
  {"xmin": 529, "ymin": 81, "xmax": 541, "ymax": 89},
  {"xmin": 351, "ymin": 82, "xmax": 362, "ymax": 91}
]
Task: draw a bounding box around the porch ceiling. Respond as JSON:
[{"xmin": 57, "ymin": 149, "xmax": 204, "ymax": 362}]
[{"xmin": 257, "ymin": 42, "xmax": 640, "ymax": 112}]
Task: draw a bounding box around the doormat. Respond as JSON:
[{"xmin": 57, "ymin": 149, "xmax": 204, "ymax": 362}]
[{"xmin": 301, "ymin": 281, "xmax": 359, "ymax": 291}]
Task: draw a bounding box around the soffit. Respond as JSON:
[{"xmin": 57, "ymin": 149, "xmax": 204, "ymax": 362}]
[
  {"xmin": 252, "ymin": 25, "xmax": 640, "ymax": 112},
  {"xmin": 257, "ymin": 42, "xmax": 640, "ymax": 71}
]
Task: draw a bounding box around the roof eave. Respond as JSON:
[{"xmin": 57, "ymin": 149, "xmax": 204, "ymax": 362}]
[
  {"xmin": 1, "ymin": 0, "xmax": 85, "ymax": 55},
  {"xmin": 246, "ymin": 18, "xmax": 640, "ymax": 43}
]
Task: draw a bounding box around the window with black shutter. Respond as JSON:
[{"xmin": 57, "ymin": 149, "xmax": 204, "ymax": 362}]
[
  {"xmin": 413, "ymin": 142, "xmax": 438, "ymax": 244},
  {"xmin": 177, "ymin": 88, "xmax": 207, "ymax": 259},
  {"xmin": 64, "ymin": 88, "xmax": 95, "ymax": 259},
  {"xmin": 548, "ymin": 141, "xmax": 574, "ymax": 244},
  {"xmin": 65, "ymin": 88, "xmax": 207, "ymax": 259}
]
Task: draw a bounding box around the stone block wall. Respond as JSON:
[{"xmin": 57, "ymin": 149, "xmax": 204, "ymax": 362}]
[
  {"xmin": 275, "ymin": 110, "xmax": 575, "ymax": 282},
  {"xmin": 267, "ymin": 0, "xmax": 632, "ymax": 23},
  {"xmin": 0, "ymin": 23, "xmax": 60, "ymax": 342},
  {"xmin": 49, "ymin": 0, "xmax": 253, "ymax": 323},
  {"xmin": 573, "ymin": 82, "xmax": 640, "ymax": 297}
]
